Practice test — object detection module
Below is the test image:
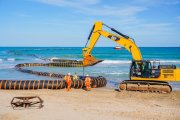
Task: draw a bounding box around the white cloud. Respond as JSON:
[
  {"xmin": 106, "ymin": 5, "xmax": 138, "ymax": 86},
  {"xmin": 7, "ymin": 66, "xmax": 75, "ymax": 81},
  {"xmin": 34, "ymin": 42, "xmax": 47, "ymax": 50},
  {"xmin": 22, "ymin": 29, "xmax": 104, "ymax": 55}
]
[
  {"xmin": 131, "ymin": 0, "xmax": 180, "ymax": 6},
  {"xmin": 35, "ymin": 0, "xmax": 146, "ymax": 17},
  {"xmin": 37, "ymin": 0, "xmax": 100, "ymax": 8},
  {"xmin": 141, "ymin": 23, "xmax": 172, "ymax": 28},
  {"xmin": 33, "ymin": 0, "xmax": 177, "ymax": 38},
  {"xmin": 34, "ymin": 0, "xmax": 147, "ymax": 26},
  {"xmin": 127, "ymin": 23, "xmax": 174, "ymax": 36},
  {"xmin": 77, "ymin": 5, "xmax": 146, "ymax": 17}
]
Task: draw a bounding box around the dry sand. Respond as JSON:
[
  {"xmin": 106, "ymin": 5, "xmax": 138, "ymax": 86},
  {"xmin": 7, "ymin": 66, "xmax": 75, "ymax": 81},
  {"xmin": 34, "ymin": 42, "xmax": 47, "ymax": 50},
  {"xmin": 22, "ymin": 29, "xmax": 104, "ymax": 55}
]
[{"xmin": 0, "ymin": 88, "xmax": 180, "ymax": 120}]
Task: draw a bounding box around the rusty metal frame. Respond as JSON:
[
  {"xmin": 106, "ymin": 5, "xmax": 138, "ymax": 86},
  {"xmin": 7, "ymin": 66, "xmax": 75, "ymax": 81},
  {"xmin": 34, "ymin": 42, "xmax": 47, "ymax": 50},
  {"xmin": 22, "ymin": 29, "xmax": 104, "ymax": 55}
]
[{"xmin": 11, "ymin": 96, "xmax": 43, "ymax": 109}]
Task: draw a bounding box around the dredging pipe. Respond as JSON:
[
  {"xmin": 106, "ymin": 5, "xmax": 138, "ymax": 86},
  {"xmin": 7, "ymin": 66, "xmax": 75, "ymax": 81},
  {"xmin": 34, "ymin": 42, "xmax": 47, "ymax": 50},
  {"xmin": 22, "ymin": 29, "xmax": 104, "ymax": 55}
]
[{"xmin": 0, "ymin": 59, "xmax": 107, "ymax": 90}]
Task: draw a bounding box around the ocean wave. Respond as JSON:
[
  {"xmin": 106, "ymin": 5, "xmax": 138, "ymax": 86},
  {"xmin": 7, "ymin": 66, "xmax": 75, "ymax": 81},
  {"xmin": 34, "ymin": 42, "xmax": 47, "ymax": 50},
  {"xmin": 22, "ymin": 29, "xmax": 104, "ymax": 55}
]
[
  {"xmin": 32, "ymin": 48, "xmax": 42, "ymax": 50},
  {"xmin": 159, "ymin": 60, "xmax": 180, "ymax": 63},
  {"xmin": 34, "ymin": 58, "xmax": 41, "ymax": 61},
  {"xmin": 7, "ymin": 58, "xmax": 26, "ymax": 61},
  {"xmin": 50, "ymin": 57, "xmax": 59, "ymax": 59},
  {"xmin": 7, "ymin": 50, "xmax": 40, "ymax": 58},
  {"xmin": 31, "ymin": 48, "xmax": 74, "ymax": 51},
  {"xmin": 49, "ymin": 57, "xmax": 60, "ymax": 61},
  {"xmin": 105, "ymin": 72, "xmax": 128, "ymax": 75},
  {"xmin": 91, "ymin": 71, "xmax": 128, "ymax": 75},
  {"xmin": 7, "ymin": 58, "xmax": 15, "ymax": 61},
  {"xmin": 49, "ymin": 57, "xmax": 81, "ymax": 61},
  {"xmin": 101, "ymin": 60, "xmax": 131, "ymax": 64},
  {"xmin": 0, "ymin": 58, "xmax": 26, "ymax": 62},
  {"xmin": 101, "ymin": 60, "xmax": 180, "ymax": 64}
]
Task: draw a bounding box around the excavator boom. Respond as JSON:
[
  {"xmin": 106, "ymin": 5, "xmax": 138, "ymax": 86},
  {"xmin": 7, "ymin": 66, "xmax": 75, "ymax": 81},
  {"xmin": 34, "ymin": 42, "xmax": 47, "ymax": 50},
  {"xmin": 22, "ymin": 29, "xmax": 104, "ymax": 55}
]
[{"xmin": 82, "ymin": 21, "xmax": 142, "ymax": 66}]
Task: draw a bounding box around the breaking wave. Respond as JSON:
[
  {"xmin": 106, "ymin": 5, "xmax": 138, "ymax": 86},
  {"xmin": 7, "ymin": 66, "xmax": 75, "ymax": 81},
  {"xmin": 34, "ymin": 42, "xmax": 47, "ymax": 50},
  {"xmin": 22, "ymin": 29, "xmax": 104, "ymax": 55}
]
[
  {"xmin": 159, "ymin": 60, "xmax": 180, "ymax": 63},
  {"xmin": 7, "ymin": 58, "xmax": 15, "ymax": 61},
  {"xmin": 105, "ymin": 72, "xmax": 129, "ymax": 75},
  {"xmin": 91, "ymin": 71, "xmax": 128, "ymax": 75},
  {"xmin": 0, "ymin": 58, "xmax": 27, "ymax": 62},
  {"xmin": 101, "ymin": 60, "xmax": 180, "ymax": 64},
  {"xmin": 101, "ymin": 60, "xmax": 131, "ymax": 64}
]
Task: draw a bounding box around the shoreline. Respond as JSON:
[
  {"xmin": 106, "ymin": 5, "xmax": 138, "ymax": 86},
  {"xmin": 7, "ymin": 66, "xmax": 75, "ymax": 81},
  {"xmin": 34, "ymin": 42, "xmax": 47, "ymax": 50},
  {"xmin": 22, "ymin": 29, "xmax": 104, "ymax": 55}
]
[{"xmin": 0, "ymin": 88, "xmax": 180, "ymax": 120}]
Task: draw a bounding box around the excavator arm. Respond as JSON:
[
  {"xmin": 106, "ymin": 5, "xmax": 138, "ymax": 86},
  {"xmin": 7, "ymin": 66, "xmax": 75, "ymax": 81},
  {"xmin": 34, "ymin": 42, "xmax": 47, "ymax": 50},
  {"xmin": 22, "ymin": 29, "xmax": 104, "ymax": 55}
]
[{"xmin": 82, "ymin": 21, "xmax": 142, "ymax": 66}]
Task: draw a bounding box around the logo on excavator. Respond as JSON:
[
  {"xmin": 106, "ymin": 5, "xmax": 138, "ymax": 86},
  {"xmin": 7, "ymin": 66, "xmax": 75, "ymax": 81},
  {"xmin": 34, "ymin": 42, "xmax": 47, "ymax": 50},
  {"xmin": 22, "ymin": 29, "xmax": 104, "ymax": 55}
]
[{"xmin": 108, "ymin": 35, "xmax": 120, "ymax": 41}]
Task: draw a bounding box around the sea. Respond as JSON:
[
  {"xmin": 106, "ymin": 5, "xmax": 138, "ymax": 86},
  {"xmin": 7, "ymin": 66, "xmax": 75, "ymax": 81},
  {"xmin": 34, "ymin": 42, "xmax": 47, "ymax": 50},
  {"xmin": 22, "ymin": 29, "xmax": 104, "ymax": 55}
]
[{"xmin": 0, "ymin": 47, "xmax": 180, "ymax": 90}]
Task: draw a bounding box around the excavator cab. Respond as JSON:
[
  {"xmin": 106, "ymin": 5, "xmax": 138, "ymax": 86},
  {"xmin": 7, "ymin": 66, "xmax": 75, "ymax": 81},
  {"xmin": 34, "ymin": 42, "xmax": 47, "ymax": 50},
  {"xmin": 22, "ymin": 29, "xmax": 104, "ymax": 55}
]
[{"xmin": 130, "ymin": 60, "xmax": 161, "ymax": 79}]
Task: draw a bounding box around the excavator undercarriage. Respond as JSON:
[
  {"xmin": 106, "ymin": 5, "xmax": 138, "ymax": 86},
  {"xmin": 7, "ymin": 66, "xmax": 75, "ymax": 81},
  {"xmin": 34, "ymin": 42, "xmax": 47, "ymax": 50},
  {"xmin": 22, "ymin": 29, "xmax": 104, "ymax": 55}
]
[{"xmin": 119, "ymin": 80, "xmax": 172, "ymax": 93}]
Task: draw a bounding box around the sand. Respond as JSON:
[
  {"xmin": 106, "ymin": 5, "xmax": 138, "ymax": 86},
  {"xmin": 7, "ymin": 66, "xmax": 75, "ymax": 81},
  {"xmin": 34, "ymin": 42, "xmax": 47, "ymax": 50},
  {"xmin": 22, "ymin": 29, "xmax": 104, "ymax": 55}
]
[{"xmin": 0, "ymin": 88, "xmax": 180, "ymax": 120}]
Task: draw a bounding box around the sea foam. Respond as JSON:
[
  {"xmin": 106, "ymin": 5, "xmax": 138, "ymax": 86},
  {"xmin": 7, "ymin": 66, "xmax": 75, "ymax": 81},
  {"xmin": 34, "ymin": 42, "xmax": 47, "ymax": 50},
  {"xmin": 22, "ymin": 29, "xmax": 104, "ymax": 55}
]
[
  {"xmin": 102, "ymin": 60, "xmax": 131, "ymax": 64},
  {"xmin": 160, "ymin": 60, "xmax": 180, "ymax": 63},
  {"xmin": 7, "ymin": 58, "xmax": 15, "ymax": 61},
  {"xmin": 101, "ymin": 60, "xmax": 180, "ymax": 64}
]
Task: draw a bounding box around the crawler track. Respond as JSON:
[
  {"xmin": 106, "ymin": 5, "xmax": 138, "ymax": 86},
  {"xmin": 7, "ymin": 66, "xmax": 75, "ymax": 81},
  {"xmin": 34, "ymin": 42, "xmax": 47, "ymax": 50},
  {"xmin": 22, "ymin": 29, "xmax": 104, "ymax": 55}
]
[{"xmin": 119, "ymin": 80, "xmax": 172, "ymax": 93}]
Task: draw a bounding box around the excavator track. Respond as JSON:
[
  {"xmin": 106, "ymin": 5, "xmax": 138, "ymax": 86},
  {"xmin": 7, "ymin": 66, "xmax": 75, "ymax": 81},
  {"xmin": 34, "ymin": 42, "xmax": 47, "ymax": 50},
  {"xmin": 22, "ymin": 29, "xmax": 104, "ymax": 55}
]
[{"xmin": 119, "ymin": 80, "xmax": 172, "ymax": 93}]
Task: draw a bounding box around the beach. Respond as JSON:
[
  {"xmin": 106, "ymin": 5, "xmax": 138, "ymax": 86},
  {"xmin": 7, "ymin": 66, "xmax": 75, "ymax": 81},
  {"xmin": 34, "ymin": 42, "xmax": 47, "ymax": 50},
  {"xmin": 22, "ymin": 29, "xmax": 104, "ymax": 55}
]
[
  {"xmin": 0, "ymin": 47, "xmax": 180, "ymax": 120},
  {"xmin": 1, "ymin": 0, "xmax": 180, "ymax": 119},
  {"xmin": 0, "ymin": 88, "xmax": 180, "ymax": 120}
]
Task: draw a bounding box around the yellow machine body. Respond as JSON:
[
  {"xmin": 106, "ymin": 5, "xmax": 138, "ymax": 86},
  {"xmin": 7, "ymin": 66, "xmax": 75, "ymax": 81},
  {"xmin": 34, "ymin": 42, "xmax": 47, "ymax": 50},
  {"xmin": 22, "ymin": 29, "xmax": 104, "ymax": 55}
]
[{"xmin": 131, "ymin": 68, "xmax": 180, "ymax": 82}]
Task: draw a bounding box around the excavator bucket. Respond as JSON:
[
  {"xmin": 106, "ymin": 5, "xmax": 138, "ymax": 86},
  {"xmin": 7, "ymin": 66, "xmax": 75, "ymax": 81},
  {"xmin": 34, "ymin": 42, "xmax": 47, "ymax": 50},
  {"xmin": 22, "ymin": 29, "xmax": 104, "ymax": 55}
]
[{"xmin": 82, "ymin": 55, "xmax": 103, "ymax": 66}]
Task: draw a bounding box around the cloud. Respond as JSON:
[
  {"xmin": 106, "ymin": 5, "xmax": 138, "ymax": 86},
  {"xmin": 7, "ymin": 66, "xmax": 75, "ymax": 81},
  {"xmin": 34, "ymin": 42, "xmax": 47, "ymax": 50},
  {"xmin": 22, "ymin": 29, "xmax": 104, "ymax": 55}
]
[
  {"xmin": 127, "ymin": 23, "xmax": 174, "ymax": 36},
  {"xmin": 34, "ymin": 0, "xmax": 147, "ymax": 26},
  {"xmin": 35, "ymin": 0, "xmax": 146, "ymax": 17},
  {"xmin": 131, "ymin": 0, "xmax": 180, "ymax": 6},
  {"xmin": 140, "ymin": 23, "xmax": 172, "ymax": 28},
  {"xmin": 77, "ymin": 5, "xmax": 146, "ymax": 17},
  {"xmin": 33, "ymin": 0, "xmax": 177, "ymax": 36},
  {"xmin": 36, "ymin": 0, "xmax": 100, "ymax": 8}
]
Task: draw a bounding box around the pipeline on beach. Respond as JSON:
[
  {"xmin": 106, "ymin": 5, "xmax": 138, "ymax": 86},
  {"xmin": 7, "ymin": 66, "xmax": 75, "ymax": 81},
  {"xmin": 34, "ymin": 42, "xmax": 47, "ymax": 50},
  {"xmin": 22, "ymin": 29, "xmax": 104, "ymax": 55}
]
[{"xmin": 0, "ymin": 59, "xmax": 107, "ymax": 90}]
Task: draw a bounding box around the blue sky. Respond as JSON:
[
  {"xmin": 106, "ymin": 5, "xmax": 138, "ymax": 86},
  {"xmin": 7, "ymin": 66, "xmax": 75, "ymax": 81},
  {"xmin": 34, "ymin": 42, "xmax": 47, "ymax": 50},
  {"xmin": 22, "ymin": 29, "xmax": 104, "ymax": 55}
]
[{"xmin": 0, "ymin": 0, "xmax": 180, "ymax": 47}]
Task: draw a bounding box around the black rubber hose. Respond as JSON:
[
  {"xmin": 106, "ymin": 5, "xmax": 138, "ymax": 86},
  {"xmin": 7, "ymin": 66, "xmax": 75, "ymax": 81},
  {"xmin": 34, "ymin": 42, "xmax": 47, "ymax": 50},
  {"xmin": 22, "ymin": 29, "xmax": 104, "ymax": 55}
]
[{"xmin": 0, "ymin": 60, "xmax": 107, "ymax": 90}]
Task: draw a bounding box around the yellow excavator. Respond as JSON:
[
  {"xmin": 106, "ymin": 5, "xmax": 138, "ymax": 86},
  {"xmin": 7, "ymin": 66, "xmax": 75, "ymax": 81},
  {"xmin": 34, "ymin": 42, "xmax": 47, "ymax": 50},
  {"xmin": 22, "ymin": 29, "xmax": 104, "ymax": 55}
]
[{"xmin": 82, "ymin": 21, "xmax": 180, "ymax": 93}]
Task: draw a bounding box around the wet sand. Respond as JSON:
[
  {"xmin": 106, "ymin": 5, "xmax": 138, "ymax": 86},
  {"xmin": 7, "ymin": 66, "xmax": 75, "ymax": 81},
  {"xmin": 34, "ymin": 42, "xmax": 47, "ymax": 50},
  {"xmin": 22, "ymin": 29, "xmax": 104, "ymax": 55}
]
[{"xmin": 0, "ymin": 88, "xmax": 180, "ymax": 120}]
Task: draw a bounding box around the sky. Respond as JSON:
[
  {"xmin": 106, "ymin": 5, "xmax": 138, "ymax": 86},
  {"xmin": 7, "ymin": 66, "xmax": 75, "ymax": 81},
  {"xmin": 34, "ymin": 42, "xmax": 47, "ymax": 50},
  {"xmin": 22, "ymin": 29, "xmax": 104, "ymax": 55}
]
[{"xmin": 0, "ymin": 0, "xmax": 180, "ymax": 47}]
